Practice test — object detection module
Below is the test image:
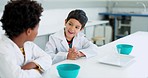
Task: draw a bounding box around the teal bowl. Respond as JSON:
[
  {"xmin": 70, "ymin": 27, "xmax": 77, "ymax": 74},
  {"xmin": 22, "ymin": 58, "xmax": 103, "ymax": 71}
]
[
  {"xmin": 116, "ymin": 44, "xmax": 133, "ymax": 55},
  {"xmin": 57, "ymin": 63, "xmax": 80, "ymax": 78}
]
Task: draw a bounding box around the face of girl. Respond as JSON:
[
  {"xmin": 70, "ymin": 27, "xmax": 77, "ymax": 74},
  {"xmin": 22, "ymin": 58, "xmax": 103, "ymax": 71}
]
[{"xmin": 65, "ymin": 18, "xmax": 82, "ymax": 40}]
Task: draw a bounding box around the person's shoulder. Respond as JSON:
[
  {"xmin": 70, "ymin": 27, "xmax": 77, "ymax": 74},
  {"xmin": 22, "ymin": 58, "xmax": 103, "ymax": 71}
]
[
  {"xmin": 0, "ymin": 34, "xmax": 2, "ymax": 39},
  {"xmin": 25, "ymin": 41, "xmax": 36, "ymax": 47},
  {"xmin": 77, "ymin": 31, "xmax": 85, "ymax": 38},
  {"xmin": 0, "ymin": 35, "xmax": 12, "ymax": 55},
  {"xmin": 49, "ymin": 28, "xmax": 65, "ymax": 39},
  {"xmin": 52, "ymin": 29, "xmax": 64, "ymax": 35},
  {"xmin": 24, "ymin": 41, "xmax": 41, "ymax": 50},
  {"xmin": 0, "ymin": 34, "xmax": 10, "ymax": 47},
  {"xmin": 0, "ymin": 34, "xmax": 3, "ymax": 43}
]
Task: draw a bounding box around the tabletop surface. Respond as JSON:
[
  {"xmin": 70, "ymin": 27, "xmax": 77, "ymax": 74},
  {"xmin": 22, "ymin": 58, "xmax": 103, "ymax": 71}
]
[{"xmin": 43, "ymin": 31, "xmax": 148, "ymax": 78}]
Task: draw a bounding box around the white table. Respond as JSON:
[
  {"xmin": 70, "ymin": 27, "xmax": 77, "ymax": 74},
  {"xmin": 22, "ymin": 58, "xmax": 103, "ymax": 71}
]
[{"xmin": 43, "ymin": 31, "xmax": 148, "ymax": 78}]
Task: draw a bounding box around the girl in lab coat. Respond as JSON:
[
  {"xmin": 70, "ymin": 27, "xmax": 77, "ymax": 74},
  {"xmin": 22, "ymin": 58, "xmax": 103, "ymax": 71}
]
[
  {"xmin": 45, "ymin": 9, "xmax": 98, "ymax": 64},
  {"xmin": 0, "ymin": 0, "xmax": 52, "ymax": 78}
]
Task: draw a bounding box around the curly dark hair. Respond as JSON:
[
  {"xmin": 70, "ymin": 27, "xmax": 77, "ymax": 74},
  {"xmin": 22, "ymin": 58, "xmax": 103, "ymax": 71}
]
[
  {"xmin": 0, "ymin": 0, "xmax": 43, "ymax": 38},
  {"xmin": 65, "ymin": 9, "xmax": 88, "ymax": 29}
]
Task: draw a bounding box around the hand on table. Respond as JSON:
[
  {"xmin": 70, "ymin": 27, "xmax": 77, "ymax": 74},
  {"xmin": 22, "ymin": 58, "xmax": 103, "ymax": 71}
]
[{"xmin": 67, "ymin": 47, "xmax": 85, "ymax": 60}]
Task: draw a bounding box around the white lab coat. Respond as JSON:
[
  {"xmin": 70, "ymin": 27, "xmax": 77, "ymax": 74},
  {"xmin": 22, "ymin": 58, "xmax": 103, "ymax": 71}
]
[
  {"xmin": 0, "ymin": 34, "xmax": 52, "ymax": 78},
  {"xmin": 45, "ymin": 28, "xmax": 98, "ymax": 64}
]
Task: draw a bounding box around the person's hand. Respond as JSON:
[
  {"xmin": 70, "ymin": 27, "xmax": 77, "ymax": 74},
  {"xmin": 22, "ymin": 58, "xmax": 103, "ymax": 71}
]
[
  {"xmin": 21, "ymin": 62, "xmax": 42, "ymax": 73},
  {"xmin": 67, "ymin": 47, "xmax": 79, "ymax": 60},
  {"xmin": 72, "ymin": 46, "xmax": 85, "ymax": 57},
  {"xmin": 77, "ymin": 51, "xmax": 85, "ymax": 57},
  {"xmin": 21, "ymin": 62, "xmax": 38, "ymax": 70}
]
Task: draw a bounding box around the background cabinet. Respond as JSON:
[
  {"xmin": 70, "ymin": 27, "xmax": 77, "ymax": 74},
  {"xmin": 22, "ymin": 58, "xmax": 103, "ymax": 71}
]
[
  {"xmin": 131, "ymin": 17, "xmax": 148, "ymax": 34},
  {"xmin": 116, "ymin": 16, "xmax": 131, "ymax": 39}
]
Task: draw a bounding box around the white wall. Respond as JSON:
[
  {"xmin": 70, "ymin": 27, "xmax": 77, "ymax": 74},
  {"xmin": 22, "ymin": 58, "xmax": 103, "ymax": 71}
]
[
  {"xmin": 0, "ymin": 7, "xmax": 107, "ymax": 36},
  {"xmin": 0, "ymin": 13, "xmax": 4, "ymax": 34},
  {"xmin": 38, "ymin": 8, "xmax": 106, "ymax": 36}
]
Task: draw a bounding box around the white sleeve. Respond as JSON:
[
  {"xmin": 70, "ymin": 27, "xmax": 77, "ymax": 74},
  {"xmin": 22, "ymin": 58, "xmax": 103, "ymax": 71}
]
[
  {"xmin": 52, "ymin": 52, "xmax": 68, "ymax": 64},
  {"xmin": 0, "ymin": 54, "xmax": 42, "ymax": 78},
  {"xmin": 45, "ymin": 35, "xmax": 68, "ymax": 64},
  {"xmin": 31, "ymin": 42, "xmax": 52, "ymax": 71},
  {"xmin": 79, "ymin": 37, "xmax": 98, "ymax": 58},
  {"xmin": 45, "ymin": 35, "xmax": 57, "ymax": 59}
]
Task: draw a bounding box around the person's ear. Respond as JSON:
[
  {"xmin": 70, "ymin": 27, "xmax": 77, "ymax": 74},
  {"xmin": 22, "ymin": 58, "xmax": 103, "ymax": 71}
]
[
  {"xmin": 26, "ymin": 28, "xmax": 32, "ymax": 36},
  {"xmin": 80, "ymin": 28, "xmax": 84, "ymax": 31},
  {"xmin": 64, "ymin": 19, "xmax": 67, "ymax": 26}
]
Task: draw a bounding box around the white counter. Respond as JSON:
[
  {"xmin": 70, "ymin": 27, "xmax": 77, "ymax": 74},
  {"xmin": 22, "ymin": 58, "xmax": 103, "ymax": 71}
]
[
  {"xmin": 86, "ymin": 20, "xmax": 108, "ymax": 27},
  {"xmin": 43, "ymin": 31, "xmax": 148, "ymax": 78},
  {"xmin": 37, "ymin": 20, "xmax": 109, "ymax": 36}
]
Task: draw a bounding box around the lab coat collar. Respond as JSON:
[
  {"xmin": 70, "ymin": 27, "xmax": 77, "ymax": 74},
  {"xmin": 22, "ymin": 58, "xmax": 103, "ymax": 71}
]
[
  {"xmin": 52, "ymin": 28, "xmax": 85, "ymax": 49},
  {"xmin": 53, "ymin": 28, "xmax": 65, "ymax": 40},
  {"xmin": 53, "ymin": 29, "xmax": 69, "ymax": 50}
]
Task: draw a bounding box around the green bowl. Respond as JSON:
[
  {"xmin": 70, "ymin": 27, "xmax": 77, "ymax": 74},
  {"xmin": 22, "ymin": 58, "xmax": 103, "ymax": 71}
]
[
  {"xmin": 116, "ymin": 44, "xmax": 133, "ymax": 55},
  {"xmin": 57, "ymin": 63, "xmax": 80, "ymax": 78}
]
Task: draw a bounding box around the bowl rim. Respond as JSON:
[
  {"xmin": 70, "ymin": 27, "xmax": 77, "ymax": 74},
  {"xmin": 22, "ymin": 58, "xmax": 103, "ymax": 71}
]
[
  {"xmin": 56, "ymin": 63, "xmax": 80, "ymax": 71},
  {"xmin": 116, "ymin": 44, "xmax": 133, "ymax": 48}
]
